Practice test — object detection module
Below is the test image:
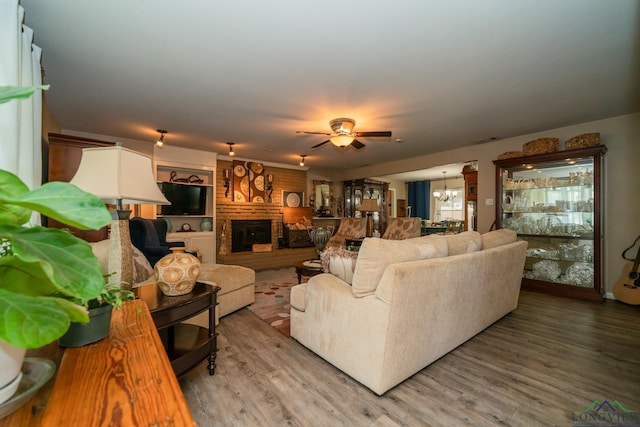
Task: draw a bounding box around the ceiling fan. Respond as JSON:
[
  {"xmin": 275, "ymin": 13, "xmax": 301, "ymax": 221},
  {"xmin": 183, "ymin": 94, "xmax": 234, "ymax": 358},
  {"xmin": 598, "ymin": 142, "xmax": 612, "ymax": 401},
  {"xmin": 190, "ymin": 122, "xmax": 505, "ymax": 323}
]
[{"xmin": 296, "ymin": 118, "xmax": 392, "ymax": 150}]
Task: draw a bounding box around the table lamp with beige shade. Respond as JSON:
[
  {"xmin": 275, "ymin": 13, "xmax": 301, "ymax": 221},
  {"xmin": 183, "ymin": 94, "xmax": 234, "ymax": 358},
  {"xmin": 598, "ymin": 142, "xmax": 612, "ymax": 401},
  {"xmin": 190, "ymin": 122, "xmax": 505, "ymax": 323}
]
[{"xmin": 70, "ymin": 145, "xmax": 170, "ymax": 289}]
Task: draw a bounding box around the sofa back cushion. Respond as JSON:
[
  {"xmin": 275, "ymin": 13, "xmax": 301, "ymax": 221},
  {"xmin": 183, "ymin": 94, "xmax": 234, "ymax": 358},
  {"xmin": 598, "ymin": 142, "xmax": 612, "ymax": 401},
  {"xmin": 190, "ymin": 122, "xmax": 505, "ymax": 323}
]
[
  {"xmin": 351, "ymin": 234, "xmax": 448, "ymax": 297},
  {"xmin": 444, "ymin": 231, "xmax": 482, "ymax": 256},
  {"xmin": 481, "ymin": 228, "xmax": 517, "ymax": 249}
]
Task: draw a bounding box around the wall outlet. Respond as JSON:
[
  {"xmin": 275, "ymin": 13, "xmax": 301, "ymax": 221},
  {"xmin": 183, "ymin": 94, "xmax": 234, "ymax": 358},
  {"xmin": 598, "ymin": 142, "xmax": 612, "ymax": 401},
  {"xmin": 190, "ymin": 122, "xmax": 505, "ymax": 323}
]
[{"xmin": 485, "ymin": 198, "xmax": 494, "ymax": 206}]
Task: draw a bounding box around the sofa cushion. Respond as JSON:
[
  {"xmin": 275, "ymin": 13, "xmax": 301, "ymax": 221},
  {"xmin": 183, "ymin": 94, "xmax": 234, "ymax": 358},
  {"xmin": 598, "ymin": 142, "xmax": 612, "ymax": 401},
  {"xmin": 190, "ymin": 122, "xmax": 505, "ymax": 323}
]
[
  {"xmin": 444, "ymin": 231, "xmax": 482, "ymax": 256},
  {"xmin": 132, "ymin": 245, "xmax": 154, "ymax": 283},
  {"xmin": 198, "ymin": 263, "xmax": 255, "ymax": 296},
  {"xmin": 481, "ymin": 229, "xmax": 517, "ymax": 249},
  {"xmin": 382, "ymin": 218, "xmax": 422, "ymax": 240},
  {"xmin": 351, "ymin": 235, "xmax": 448, "ymax": 297}
]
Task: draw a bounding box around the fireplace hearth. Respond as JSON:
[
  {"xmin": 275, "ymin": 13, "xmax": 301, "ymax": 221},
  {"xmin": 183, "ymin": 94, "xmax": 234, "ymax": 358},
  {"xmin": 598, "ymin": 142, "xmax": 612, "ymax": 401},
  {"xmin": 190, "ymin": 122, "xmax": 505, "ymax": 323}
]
[{"xmin": 231, "ymin": 220, "xmax": 272, "ymax": 252}]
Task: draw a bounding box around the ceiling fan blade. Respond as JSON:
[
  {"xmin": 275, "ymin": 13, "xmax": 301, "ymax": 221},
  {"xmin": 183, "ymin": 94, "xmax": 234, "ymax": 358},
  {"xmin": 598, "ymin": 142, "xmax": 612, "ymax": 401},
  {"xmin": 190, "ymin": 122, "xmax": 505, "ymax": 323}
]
[
  {"xmin": 355, "ymin": 131, "xmax": 392, "ymax": 138},
  {"xmin": 296, "ymin": 131, "xmax": 332, "ymax": 135},
  {"xmin": 351, "ymin": 139, "xmax": 366, "ymax": 150},
  {"xmin": 311, "ymin": 140, "xmax": 330, "ymax": 149}
]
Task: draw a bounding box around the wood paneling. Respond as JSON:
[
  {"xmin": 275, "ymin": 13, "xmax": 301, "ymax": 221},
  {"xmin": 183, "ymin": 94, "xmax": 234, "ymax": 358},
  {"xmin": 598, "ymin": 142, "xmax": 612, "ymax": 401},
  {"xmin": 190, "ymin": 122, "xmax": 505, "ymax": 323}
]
[{"xmin": 45, "ymin": 133, "xmax": 114, "ymax": 242}]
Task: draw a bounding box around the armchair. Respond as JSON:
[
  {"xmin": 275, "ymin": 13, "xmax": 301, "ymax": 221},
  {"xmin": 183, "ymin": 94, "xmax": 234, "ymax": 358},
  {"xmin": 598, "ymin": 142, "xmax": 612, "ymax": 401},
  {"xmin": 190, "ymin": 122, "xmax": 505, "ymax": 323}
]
[
  {"xmin": 129, "ymin": 217, "xmax": 185, "ymax": 266},
  {"xmin": 325, "ymin": 217, "xmax": 367, "ymax": 249}
]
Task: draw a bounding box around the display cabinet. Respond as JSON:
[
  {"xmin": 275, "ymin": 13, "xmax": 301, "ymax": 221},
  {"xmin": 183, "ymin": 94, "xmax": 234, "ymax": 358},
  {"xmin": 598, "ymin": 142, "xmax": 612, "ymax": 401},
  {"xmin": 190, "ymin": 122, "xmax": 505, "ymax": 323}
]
[
  {"xmin": 493, "ymin": 145, "xmax": 607, "ymax": 302},
  {"xmin": 343, "ymin": 179, "xmax": 389, "ymax": 235}
]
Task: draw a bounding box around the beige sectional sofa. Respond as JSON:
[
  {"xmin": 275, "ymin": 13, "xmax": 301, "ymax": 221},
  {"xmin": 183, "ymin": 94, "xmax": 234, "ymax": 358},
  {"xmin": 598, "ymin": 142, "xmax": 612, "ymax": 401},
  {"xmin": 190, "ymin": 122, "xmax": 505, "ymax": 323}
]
[{"xmin": 290, "ymin": 229, "xmax": 527, "ymax": 395}]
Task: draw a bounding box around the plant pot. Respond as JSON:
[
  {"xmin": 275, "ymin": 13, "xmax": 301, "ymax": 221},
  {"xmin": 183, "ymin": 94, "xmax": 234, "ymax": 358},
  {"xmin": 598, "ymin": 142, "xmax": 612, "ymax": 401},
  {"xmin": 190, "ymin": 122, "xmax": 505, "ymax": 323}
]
[
  {"xmin": 0, "ymin": 340, "xmax": 26, "ymax": 405},
  {"xmin": 58, "ymin": 304, "xmax": 113, "ymax": 348}
]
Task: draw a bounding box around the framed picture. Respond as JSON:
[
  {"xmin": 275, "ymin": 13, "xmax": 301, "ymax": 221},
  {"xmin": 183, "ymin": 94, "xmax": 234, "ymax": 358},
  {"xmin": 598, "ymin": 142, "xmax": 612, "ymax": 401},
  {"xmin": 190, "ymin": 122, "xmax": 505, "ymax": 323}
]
[{"xmin": 282, "ymin": 191, "xmax": 304, "ymax": 208}]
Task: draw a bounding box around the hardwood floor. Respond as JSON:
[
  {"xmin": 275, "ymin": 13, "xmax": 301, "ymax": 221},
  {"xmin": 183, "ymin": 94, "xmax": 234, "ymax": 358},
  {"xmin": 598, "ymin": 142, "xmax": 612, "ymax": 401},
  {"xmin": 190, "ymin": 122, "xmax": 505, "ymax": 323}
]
[{"xmin": 179, "ymin": 291, "xmax": 640, "ymax": 426}]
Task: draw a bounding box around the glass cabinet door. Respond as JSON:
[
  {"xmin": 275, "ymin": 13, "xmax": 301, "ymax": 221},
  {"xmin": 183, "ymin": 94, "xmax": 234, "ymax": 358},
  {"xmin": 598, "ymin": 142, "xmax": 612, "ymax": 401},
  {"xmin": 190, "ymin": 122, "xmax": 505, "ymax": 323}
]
[{"xmin": 493, "ymin": 145, "xmax": 606, "ymax": 302}]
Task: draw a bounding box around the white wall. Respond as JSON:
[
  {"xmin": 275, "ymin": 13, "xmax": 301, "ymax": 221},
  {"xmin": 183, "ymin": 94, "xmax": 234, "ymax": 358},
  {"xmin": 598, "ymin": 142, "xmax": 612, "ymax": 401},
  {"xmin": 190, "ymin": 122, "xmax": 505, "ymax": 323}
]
[{"xmin": 343, "ymin": 112, "xmax": 640, "ymax": 294}]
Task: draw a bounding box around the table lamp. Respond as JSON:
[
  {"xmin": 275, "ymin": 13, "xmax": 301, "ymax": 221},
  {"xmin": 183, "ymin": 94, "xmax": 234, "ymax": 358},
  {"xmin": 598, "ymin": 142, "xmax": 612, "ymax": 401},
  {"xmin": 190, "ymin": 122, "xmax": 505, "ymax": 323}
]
[
  {"xmin": 70, "ymin": 145, "xmax": 169, "ymax": 289},
  {"xmin": 359, "ymin": 198, "xmax": 380, "ymax": 237}
]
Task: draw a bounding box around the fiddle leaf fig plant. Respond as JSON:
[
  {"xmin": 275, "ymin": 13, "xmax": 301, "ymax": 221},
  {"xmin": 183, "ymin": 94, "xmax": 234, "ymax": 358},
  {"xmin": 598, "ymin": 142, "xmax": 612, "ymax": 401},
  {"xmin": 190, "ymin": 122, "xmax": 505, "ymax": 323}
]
[{"xmin": 0, "ymin": 84, "xmax": 113, "ymax": 349}]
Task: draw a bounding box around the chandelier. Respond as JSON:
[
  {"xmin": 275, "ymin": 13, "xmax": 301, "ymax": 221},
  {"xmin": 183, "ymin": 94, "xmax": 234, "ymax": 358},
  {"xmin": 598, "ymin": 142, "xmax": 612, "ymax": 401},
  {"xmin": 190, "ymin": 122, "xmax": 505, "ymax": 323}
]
[{"xmin": 433, "ymin": 171, "xmax": 457, "ymax": 202}]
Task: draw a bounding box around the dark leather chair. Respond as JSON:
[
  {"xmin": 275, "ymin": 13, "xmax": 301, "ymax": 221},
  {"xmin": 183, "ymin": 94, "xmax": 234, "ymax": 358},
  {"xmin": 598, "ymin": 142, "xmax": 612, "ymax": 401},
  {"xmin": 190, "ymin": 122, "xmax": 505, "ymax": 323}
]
[{"xmin": 129, "ymin": 217, "xmax": 184, "ymax": 266}]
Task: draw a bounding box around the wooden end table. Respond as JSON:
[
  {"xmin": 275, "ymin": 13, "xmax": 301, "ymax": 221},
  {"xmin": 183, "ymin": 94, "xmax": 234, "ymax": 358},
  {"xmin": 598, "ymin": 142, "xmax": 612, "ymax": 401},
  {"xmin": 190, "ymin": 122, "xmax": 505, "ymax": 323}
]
[
  {"xmin": 294, "ymin": 259, "xmax": 324, "ymax": 284},
  {"xmin": 134, "ymin": 281, "xmax": 220, "ymax": 377}
]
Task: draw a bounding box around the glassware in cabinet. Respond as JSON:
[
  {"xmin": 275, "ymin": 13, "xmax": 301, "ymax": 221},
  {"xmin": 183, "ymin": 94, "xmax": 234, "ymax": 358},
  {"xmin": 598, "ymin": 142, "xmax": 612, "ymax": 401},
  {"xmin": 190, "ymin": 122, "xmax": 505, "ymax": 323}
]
[{"xmin": 493, "ymin": 145, "xmax": 607, "ymax": 302}]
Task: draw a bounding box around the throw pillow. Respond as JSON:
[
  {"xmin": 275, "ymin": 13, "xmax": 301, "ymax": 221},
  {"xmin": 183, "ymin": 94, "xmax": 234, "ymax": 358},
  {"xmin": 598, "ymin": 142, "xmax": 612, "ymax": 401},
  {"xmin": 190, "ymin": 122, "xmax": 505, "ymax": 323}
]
[
  {"xmin": 382, "ymin": 218, "xmax": 422, "ymax": 240},
  {"xmin": 351, "ymin": 234, "xmax": 448, "ymax": 297},
  {"xmin": 481, "ymin": 229, "xmax": 517, "ymax": 250},
  {"xmin": 445, "ymin": 231, "xmax": 482, "ymax": 256},
  {"xmin": 132, "ymin": 245, "xmax": 154, "ymax": 284},
  {"xmin": 89, "ymin": 240, "xmax": 110, "ymax": 275}
]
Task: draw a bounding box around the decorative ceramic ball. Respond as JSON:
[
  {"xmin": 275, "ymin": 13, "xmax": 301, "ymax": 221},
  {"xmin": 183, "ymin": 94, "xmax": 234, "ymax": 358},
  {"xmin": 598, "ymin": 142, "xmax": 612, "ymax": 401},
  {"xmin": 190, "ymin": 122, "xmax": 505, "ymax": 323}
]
[
  {"xmin": 199, "ymin": 217, "xmax": 212, "ymax": 231},
  {"xmin": 154, "ymin": 247, "xmax": 201, "ymax": 296}
]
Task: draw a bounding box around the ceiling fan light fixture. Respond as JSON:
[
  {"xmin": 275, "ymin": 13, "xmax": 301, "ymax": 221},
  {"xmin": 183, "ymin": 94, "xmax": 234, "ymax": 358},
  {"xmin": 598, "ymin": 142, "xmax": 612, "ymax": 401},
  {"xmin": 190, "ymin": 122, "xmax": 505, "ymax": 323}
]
[
  {"xmin": 329, "ymin": 118, "xmax": 355, "ymax": 133},
  {"xmin": 329, "ymin": 134, "xmax": 355, "ymax": 147},
  {"xmin": 156, "ymin": 129, "xmax": 167, "ymax": 148}
]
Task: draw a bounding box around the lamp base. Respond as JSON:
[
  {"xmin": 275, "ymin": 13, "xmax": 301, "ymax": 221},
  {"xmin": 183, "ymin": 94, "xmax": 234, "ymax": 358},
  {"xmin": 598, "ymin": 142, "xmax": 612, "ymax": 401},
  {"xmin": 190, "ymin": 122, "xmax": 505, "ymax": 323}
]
[
  {"xmin": 366, "ymin": 214, "xmax": 374, "ymax": 238},
  {"xmin": 108, "ymin": 219, "xmax": 134, "ymax": 290}
]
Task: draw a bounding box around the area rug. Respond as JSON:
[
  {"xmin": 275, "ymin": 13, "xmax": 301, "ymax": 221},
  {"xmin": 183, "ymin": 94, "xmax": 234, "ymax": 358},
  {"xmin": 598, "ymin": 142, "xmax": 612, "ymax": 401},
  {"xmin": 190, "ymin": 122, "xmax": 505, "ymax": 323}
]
[{"xmin": 248, "ymin": 267, "xmax": 303, "ymax": 337}]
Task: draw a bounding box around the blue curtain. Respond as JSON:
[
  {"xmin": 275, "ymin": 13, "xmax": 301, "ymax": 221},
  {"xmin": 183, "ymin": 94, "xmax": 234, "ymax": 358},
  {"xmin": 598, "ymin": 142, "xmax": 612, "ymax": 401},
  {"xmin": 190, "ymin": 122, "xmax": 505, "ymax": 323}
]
[{"xmin": 407, "ymin": 181, "xmax": 430, "ymax": 219}]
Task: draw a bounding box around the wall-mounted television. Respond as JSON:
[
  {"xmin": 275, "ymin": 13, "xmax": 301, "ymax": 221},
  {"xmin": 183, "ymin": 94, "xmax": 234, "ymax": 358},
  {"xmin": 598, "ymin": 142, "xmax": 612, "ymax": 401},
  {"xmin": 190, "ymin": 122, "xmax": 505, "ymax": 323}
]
[{"xmin": 159, "ymin": 182, "xmax": 207, "ymax": 215}]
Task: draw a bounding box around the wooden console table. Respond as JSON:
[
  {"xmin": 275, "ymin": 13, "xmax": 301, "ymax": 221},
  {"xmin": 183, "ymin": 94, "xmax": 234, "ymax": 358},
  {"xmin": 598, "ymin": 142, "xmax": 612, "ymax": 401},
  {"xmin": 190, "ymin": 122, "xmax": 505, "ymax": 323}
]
[{"xmin": 4, "ymin": 300, "xmax": 194, "ymax": 426}]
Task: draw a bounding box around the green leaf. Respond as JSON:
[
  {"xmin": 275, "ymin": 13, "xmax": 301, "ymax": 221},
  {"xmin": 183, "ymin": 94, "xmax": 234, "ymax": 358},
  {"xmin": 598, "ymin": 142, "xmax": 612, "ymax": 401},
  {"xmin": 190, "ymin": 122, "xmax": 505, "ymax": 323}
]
[
  {"xmin": 0, "ymin": 180, "xmax": 111, "ymax": 230},
  {"xmin": 0, "ymin": 289, "xmax": 88, "ymax": 348},
  {"xmin": 0, "ymin": 85, "xmax": 49, "ymax": 104},
  {"xmin": 0, "ymin": 170, "xmax": 31, "ymax": 225},
  {"xmin": 0, "ymin": 225, "xmax": 105, "ymax": 300}
]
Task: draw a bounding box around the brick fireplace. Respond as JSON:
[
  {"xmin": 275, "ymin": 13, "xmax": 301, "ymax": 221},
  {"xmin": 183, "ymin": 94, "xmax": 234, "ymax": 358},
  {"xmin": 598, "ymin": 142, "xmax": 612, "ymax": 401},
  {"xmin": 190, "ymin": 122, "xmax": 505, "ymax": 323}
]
[{"xmin": 215, "ymin": 160, "xmax": 317, "ymax": 269}]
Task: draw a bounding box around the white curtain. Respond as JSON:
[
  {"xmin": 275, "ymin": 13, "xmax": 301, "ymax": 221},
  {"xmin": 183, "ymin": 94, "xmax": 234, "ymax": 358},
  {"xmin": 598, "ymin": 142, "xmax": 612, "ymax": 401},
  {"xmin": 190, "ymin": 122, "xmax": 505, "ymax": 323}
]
[{"xmin": 0, "ymin": 0, "xmax": 43, "ymax": 193}]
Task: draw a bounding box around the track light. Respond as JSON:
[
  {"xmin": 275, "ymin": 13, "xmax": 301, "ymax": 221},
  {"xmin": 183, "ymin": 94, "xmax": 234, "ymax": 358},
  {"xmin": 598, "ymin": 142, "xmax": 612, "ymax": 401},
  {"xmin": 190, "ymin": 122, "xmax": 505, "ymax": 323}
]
[
  {"xmin": 299, "ymin": 154, "xmax": 307, "ymax": 167},
  {"xmin": 227, "ymin": 142, "xmax": 235, "ymax": 157},
  {"xmin": 156, "ymin": 129, "xmax": 167, "ymax": 148}
]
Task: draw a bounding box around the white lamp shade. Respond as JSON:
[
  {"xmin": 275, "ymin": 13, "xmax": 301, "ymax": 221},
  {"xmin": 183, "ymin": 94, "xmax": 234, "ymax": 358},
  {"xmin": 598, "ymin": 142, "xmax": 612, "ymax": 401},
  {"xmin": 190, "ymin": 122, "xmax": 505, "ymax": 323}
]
[{"xmin": 70, "ymin": 146, "xmax": 169, "ymax": 205}]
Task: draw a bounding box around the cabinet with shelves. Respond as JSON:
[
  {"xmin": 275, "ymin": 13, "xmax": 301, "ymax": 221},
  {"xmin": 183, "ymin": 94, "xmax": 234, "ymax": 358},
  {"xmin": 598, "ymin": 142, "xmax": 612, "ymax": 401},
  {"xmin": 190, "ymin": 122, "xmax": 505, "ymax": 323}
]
[
  {"xmin": 154, "ymin": 160, "xmax": 216, "ymax": 263},
  {"xmin": 493, "ymin": 145, "xmax": 606, "ymax": 302},
  {"xmin": 343, "ymin": 179, "xmax": 389, "ymax": 235}
]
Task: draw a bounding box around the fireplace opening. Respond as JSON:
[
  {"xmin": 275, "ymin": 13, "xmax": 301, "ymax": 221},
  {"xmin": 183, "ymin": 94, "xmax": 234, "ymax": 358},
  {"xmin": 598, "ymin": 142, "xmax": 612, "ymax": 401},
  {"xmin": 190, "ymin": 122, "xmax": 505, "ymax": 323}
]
[{"xmin": 231, "ymin": 220, "xmax": 272, "ymax": 253}]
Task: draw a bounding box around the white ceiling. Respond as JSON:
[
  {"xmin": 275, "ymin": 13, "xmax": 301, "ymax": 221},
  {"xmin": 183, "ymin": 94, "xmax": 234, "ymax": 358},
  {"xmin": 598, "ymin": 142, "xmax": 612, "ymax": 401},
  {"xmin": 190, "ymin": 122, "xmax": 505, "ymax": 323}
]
[{"xmin": 21, "ymin": 0, "xmax": 640, "ymax": 172}]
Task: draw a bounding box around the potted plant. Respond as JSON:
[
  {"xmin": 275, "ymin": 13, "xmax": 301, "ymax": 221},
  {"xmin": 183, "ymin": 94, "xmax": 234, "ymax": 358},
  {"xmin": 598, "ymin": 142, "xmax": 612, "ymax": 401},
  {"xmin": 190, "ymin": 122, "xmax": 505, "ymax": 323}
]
[
  {"xmin": 59, "ymin": 280, "xmax": 135, "ymax": 348},
  {"xmin": 0, "ymin": 84, "xmax": 113, "ymax": 403}
]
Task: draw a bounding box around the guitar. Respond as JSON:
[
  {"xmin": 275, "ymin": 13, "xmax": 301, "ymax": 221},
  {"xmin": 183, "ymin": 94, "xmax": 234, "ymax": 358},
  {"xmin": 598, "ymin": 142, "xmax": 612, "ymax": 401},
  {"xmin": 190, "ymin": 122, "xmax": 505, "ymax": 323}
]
[{"xmin": 613, "ymin": 235, "xmax": 640, "ymax": 305}]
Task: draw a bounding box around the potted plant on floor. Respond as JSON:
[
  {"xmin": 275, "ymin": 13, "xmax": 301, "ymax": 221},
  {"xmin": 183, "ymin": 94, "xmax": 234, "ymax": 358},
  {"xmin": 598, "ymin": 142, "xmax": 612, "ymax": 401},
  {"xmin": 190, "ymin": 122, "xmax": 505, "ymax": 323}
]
[{"xmin": 0, "ymin": 85, "xmax": 113, "ymax": 403}]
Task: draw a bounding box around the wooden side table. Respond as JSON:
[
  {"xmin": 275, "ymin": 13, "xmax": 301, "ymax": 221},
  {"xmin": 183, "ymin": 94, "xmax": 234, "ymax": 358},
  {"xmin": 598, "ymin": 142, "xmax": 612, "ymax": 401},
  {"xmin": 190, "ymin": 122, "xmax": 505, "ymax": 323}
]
[
  {"xmin": 135, "ymin": 281, "xmax": 220, "ymax": 377},
  {"xmin": 294, "ymin": 260, "xmax": 324, "ymax": 284}
]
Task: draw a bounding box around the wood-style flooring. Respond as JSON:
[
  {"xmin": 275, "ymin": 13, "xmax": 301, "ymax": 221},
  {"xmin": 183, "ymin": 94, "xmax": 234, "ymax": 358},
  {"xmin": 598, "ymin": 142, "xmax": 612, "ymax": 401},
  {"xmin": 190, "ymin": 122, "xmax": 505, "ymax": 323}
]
[{"xmin": 179, "ymin": 290, "xmax": 640, "ymax": 426}]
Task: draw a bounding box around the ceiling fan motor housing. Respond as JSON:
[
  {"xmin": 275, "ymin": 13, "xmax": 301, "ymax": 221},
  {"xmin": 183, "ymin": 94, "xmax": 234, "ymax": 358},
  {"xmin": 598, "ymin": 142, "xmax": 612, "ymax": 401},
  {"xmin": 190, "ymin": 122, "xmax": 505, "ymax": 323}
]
[{"xmin": 329, "ymin": 118, "xmax": 356, "ymax": 134}]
